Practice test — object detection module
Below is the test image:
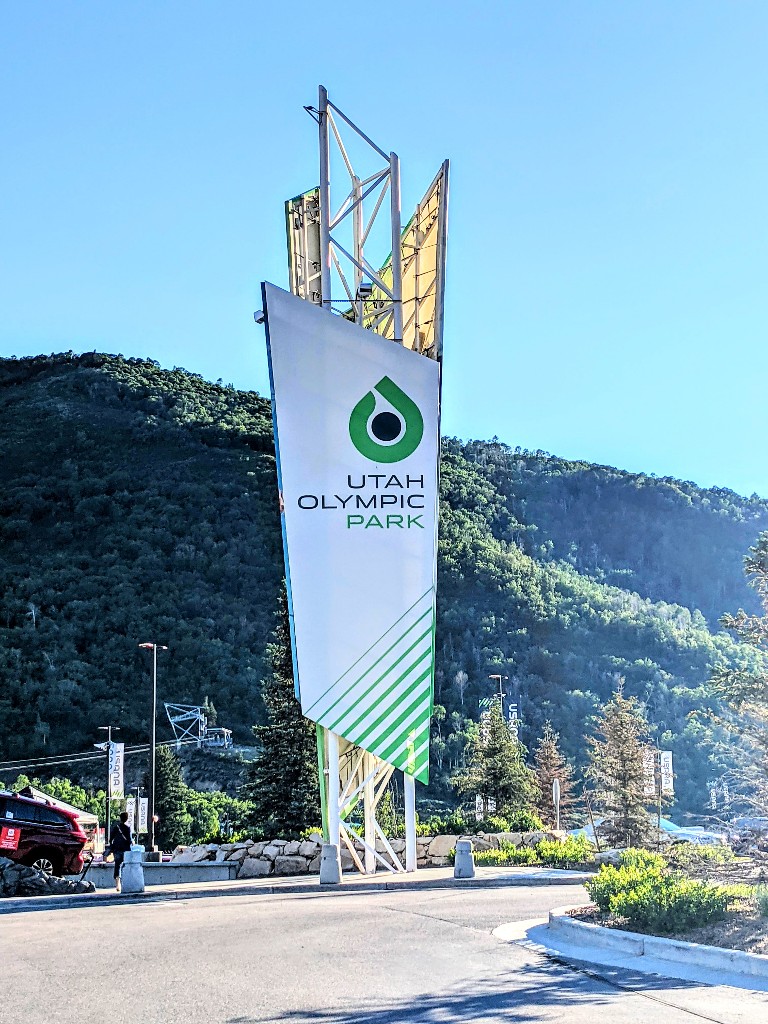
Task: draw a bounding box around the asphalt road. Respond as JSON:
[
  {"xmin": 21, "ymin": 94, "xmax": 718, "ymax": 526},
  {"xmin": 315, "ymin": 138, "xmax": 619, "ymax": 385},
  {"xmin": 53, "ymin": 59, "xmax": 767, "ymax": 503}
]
[{"xmin": 3, "ymin": 883, "xmax": 768, "ymax": 1023}]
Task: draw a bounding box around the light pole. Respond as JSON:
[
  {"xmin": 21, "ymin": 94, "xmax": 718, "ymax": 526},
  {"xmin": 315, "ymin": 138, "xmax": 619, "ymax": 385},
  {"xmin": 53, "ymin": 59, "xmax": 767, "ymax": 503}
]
[
  {"xmin": 97, "ymin": 725, "xmax": 120, "ymax": 848},
  {"xmin": 138, "ymin": 642, "xmax": 167, "ymax": 853}
]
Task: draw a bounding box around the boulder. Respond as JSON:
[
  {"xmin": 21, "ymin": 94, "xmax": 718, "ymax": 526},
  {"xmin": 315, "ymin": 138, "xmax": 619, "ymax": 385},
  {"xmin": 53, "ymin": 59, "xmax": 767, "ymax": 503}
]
[
  {"xmin": 214, "ymin": 849, "xmax": 229, "ymax": 862},
  {"xmin": 271, "ymin": 839, "xmax": 288, "ymax": 848},
  {"xmin": 389, "ymin": 838, "xmax": 406, "ymax": 854},
  {"xmin": 496, "ymin": 832, "xmax": 523, "ymax": 848},
  {"xmin": 261, "ymin": 844, "xmax": 281, "ymax": 860},
  {"xmin": 174, "ymin": 846, "xmax": 214, "ymax": 864},
  {"xmin": 283, "ymin": 841, "xmax": 301, "ymax": 856},
  {"xmin": 226, "ymin": 847, "xmax": 249, "ymax": 863},
  {"xmin": 427, "ymin": 835, "xmax": 459, "ymax": 860},
  {"xmin": 595, "ymin": 849, "xmax": 623, "ymax": 867},
  {"xmin": 307, "ymin": 854, "xmax": 322, "ymax": 874},
  {"xmin": 307, "ymin": 832, "xmax": 324, "ymax": 844},
  {"xmin": 299, "ymin": 840, "xmax": 320, "ymax": 858},
  {"xmin": 248, "ymin": 842, "xmax": 266, "ymax": 857},
  {"xmin": 274, "ymin": 855, "xmax": 309, "ymax": 875},
  {"xmin": 238, "ymin": 857, "xmax": 272, "ymax": 878}
]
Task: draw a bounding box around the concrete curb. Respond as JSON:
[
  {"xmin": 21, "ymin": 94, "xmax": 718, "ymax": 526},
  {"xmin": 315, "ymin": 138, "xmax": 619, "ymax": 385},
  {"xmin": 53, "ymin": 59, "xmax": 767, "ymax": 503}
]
[
  {"xmin": 548, "ymin": 904, "xmax": 768, "ymax": 981},
  {"xmin": 0, "ymin": 869, "xmax": 593, "ymax": 915}
]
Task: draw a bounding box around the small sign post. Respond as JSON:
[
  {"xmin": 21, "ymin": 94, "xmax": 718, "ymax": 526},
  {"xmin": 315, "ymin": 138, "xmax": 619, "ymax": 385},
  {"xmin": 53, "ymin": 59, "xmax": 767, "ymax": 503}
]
[{"xmin": 552, "ymin": 778, "xmax": 561, "ymax": 831}]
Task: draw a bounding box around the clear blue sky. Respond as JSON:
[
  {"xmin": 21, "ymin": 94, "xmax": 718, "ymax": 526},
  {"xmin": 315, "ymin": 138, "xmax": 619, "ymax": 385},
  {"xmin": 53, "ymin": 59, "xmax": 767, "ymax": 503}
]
[{"xmin": 2, "ymin": 2, "xmax": 767, "ymax": 495}]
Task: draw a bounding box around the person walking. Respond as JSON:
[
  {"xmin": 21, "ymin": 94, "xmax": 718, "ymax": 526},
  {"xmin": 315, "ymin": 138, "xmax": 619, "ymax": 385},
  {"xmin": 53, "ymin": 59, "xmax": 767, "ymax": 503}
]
[{"xmin": 109, "ymin": 811, "xmax": 132, "ymax": 892}]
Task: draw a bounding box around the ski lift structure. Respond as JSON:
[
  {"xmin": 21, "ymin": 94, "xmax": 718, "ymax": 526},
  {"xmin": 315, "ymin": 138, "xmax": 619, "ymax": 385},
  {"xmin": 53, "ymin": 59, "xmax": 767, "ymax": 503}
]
[{"xmin": 164, "ymin": 703, "xmax": 233, "ymax": 751}]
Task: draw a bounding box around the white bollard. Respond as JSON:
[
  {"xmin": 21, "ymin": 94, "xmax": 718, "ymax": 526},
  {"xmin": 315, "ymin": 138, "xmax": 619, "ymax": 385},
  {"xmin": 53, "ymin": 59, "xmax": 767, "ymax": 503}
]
[
  {"xmin": 319, "ymin": 843, "xmax": 342, "ymax": 884},
  {"xmin": 454, "ymin": 839, "xmax": 475, "ymax": 879},
  {"xmin": 120, "ymin": 844, "xmax": 146, "ymax": 893}
]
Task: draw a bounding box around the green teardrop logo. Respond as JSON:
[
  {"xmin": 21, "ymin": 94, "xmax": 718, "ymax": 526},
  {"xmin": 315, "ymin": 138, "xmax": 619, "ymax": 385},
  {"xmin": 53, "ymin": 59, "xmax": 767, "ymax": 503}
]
[{"xmin": 349, "ymin": 376, "xmax": 424, "ymax": 463}]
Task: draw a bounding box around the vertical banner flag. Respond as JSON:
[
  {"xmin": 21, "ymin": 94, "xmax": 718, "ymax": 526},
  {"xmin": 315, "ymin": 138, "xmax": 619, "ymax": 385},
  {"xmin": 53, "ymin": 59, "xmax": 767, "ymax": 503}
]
[
  {"xmin": 138, "ymin": 798, "xmax": 149, "ymax": 834},
  {"xmin": 264, "ymin": 284, "xmax": 439, "ymax": 783},
  {"xmin": 109, "ymin": 742, "xmax": 125, "ymax": 798},
  {"xmin": 125, "ymin": 797, "xmax": 136, "ymax": 832},
  {"xmin": 660, "ymin": 751, "xmax": 674, "ymax": 794},
  {"xmin": 642, "ymin": 750, "xmax": 656, "ymax": 798}
]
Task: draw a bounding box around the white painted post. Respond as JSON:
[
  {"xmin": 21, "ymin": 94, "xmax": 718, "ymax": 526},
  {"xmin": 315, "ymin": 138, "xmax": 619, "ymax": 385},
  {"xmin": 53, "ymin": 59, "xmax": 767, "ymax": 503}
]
[
  {"xmin": 327, "ymin": 730, "xmax": 340, "ymax": 852},
  {"xmin": 404, "ymin": 772, "xmax": 417, "ymax": 872},
  {"xmin": 363, "ymin": 752, "xmax": 376, "ymax": 874}
]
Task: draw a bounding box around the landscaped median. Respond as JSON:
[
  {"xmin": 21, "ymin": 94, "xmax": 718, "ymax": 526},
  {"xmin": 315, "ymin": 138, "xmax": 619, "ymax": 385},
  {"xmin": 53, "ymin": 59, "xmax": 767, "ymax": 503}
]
[{"xmin": 539, "ymin": 848, "xmax": 768, "ymax": 982}]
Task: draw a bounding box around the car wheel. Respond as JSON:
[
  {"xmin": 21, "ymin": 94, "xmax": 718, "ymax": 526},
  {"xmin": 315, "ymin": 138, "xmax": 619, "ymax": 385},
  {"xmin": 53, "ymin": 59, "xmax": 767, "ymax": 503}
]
[{"xmin": 28, "ymin": 852, "xmax": 62, "ymax": 876}]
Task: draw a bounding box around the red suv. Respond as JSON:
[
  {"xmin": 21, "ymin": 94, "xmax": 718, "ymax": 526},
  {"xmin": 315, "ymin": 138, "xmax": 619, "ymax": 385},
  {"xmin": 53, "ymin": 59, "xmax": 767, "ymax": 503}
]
[{"xmin": 0, "ymin": 791, "xmax": 87, "ymax": 876}]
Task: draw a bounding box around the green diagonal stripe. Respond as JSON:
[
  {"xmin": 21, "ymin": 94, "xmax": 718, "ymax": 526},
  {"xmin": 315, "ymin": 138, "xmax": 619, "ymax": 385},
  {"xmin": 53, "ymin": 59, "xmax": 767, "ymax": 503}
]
[
  {"xmin": 320, "ymin": 622, "xmax": 433, "ymax": 727},
  {"xmin": 330, "ymin": 649, "xmax": 431, "ymax": 736},
  {"xmin": 304, "ymin": 590, "xmax": 432, "ymax": 717},
  {"xmin": 352, "ymin": 678, "xmax": 431, "ymax": 757}
]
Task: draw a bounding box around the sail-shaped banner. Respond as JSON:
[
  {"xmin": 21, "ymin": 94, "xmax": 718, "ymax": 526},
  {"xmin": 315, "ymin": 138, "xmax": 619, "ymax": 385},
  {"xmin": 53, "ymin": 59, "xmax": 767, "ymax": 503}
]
[{"xmin": 263, "ymin": 283, "xmax": 439, "ymax": 783}]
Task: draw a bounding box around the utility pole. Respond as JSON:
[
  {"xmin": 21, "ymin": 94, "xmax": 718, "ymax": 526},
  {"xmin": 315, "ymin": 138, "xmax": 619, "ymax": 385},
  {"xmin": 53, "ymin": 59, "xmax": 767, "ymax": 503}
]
[
  {"xmin": 97, "ymin": 725, "xmax": 119, "ymax": 847},
  {"xmin": 138, "ymin": 642, "xmax": 168, "ymax": 853}
]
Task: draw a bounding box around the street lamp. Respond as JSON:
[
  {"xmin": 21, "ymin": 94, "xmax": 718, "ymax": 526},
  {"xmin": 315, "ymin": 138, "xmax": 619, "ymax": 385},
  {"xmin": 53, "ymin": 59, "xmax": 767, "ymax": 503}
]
[
  {"xmin": 96, "ymin": 725, "xmax": 120, "ymax": 847},
  {"xmin": 138, "ymin": 642, "xmax": 168, "ymax": 854},
  {"xmin": 488, "ymin": 674, "xmax": 508, "ymax": 704}
]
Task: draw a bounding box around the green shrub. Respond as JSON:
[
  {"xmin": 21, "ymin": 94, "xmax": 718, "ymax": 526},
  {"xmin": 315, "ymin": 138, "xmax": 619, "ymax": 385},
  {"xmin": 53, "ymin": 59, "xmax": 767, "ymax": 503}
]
[
  {"xmin": 620, "ymin": 848, "xmax": 666, "ymax": 872},
  {"xmin": 755, "ymin": 885, "xmax": 768, "ymax": 918},
  {"xmin": 502, "ymin": 809, "xmax": 545, "ymax": 832},
  {"xmin": 536, "ymin": 834, "xmax": 593, "ymax": 868},
  {"xmin": 477, "ymin": 844, "xmax": 539, "ymax": 866},
  {"xmin": 610, "ymin": 875, "xmax": 730, "ymax": 933},
  {"xmin": 449, "ymin": 843, "xmax": 540, "ymax": 867},
  {"xmin": 585, "ymin": 847, "xmax": 731, "ymax": 933},
  {"xmin": 415, "ymin": 811, "xmax": 470, "ymax": 836},
  {"xmin": 665, "ymin": 842, "xmax": 735, "ymax": 870}
]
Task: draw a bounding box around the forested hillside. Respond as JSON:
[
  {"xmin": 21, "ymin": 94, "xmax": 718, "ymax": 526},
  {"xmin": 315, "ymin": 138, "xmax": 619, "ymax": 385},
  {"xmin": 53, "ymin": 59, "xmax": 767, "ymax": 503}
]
[{"xmin": 1, "ymin": 352, "xmax": 765, "ymax": 814}]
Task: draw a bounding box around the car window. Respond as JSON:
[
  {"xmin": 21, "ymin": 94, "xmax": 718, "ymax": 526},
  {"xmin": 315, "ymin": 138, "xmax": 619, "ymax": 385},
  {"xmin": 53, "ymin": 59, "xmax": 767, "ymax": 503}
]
[
  {"xmin": 5, "ymin": 799, "xmax": 66, "ymax": 824},
  {"xmin": 6, "ymin": 799, "xmax": 36, "ymax": 821}
]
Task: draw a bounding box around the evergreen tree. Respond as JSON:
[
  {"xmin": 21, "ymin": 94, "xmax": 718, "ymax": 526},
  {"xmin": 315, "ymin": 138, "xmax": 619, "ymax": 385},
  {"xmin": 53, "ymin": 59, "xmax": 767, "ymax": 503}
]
[
  {"xmin": 587, "ymin": 686, "xmax": 652, "ymax": 847},
  {"xmin": 453, "ymin": 701, "xmax": 538, "ymax": 816},
  {"xmin": 533, "ymin": 722, "xmax": 578, "ymax": 828},
  {"xmin": 143, "ymin": 746, "xmax": 192, "ymax": 850},
  {"xmin": 241, "ymin": 587, "xmax": 320, "ymax": 837}
]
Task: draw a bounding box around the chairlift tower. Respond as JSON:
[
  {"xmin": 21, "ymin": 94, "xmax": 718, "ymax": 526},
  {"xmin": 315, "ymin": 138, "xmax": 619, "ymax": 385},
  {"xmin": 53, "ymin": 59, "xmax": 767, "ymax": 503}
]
[{"xmin": 279, "ymin": 86, "xmax": 448, "ymax": 875}]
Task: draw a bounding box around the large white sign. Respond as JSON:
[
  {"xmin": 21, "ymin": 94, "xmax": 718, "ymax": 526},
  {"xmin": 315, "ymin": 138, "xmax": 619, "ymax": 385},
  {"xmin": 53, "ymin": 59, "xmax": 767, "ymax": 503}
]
[
  {"xmin": 264, "ymin": 284, "xmax": 439, "ymax": 783},
  {"xmin": 108, "ymin": 742, "xmax": 124, "ymax": 798}
]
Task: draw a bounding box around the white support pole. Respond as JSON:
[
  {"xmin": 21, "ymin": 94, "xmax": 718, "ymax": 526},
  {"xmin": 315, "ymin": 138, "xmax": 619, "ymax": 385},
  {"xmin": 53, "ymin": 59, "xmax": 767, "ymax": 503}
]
[
  {"xmin": 353, "ymin": 174, "xmax": 363, "ymax": 325},
  {"xmin": 363, "ymin": 752, "xmax": 376, "ymax": 874},
  {"xmin": 389, "ymin": 151, "xmax": 404, "ymax": 344},
  {"xmin": 318, "ymin": 85, "xmax": 332, "ymax": 313},
  {"xmin": 404, "ymin": 771, "xmax": 417, "ymax": 872},
  {"xmin": 327, "ymin": 729, "xmax": 340, "ymax": 853}
]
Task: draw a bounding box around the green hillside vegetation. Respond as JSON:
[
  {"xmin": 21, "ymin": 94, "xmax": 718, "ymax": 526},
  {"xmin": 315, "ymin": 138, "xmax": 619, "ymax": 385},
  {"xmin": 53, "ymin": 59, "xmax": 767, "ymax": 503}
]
[{"xmin": 1, "ymin": 352, "xmax": 765, "ymax": 815}]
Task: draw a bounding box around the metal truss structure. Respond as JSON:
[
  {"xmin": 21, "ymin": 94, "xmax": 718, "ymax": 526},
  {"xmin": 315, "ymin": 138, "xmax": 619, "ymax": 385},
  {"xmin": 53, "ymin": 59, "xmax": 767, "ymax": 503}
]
[
  {"xmin": 285, "ymin": 86, "xmax": 447, "ymax": 875},
  {"xmin": 290, "ymin": 87, "xmax": 448, "ymax": 361},
  {"xmin": 164, "ymin": 703, "xmax": 206, "ymax": 749}
]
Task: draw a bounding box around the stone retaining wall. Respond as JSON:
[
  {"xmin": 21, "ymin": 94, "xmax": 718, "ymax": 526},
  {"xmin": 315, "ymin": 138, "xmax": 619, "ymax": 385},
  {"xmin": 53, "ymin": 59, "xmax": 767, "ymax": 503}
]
[{"xmin": 171, "ymin": 830, "xmax": 563, "ymax": 878}]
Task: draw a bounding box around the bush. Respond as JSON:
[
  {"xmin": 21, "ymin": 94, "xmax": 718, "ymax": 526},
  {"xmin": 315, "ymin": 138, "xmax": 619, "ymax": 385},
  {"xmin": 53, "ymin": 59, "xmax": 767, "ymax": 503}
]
[
  {"xmin": 610, "ymin": 875, "xmax": 730, "ymax": 933},
  {"xmin": 536, "ymin": 834, "xmax": 593, "ymax": 868},
  {"xmin": 475, "ymin": 845, "xmax": 539, "ymax": 867},
  {"xmin": 501, "ymin": 809, "xmax": 545, "ymax": 832},
  {"xmin": 665, "ymin": 842, "xmax": 735, "ymax": 870},
  {"xmin": 585, "ymin": 847, "xmax": 731, "ymax": 933},
  {"xmin": 415, "ymin": 811, "xmax": 470, "ymax": 836},
  {"xmin": 755, "ymin": 885, "xmax": 768, "ymax": 918}
]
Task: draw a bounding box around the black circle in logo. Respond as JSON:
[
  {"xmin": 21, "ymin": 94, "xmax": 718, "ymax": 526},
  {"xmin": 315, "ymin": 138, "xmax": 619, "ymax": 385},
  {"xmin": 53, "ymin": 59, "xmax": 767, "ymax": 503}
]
[{"xmin": 371, "ymin": 411, "xmax": 402, "ymax": 442}]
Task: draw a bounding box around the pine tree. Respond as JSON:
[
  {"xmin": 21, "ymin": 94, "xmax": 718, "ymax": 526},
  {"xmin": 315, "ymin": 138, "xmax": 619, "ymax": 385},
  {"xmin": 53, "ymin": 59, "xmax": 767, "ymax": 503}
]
[
  {"xmin": 144, "ymin": 745, "xmax": 192, "ymax": 849},
  {"xmin": 533, "ymin": 722, "xmax": 578, "ymax": 828},
  {"xmin": 241, "ymin": 587, "xmax": 320, "ymax": 837},
  {"xmin": 453, "ymin": 701, "xmax": 538, "ymax": 816},
  {"xmin": 587, "ymin": 686, "xmax": 652, "ymax": 847}
]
